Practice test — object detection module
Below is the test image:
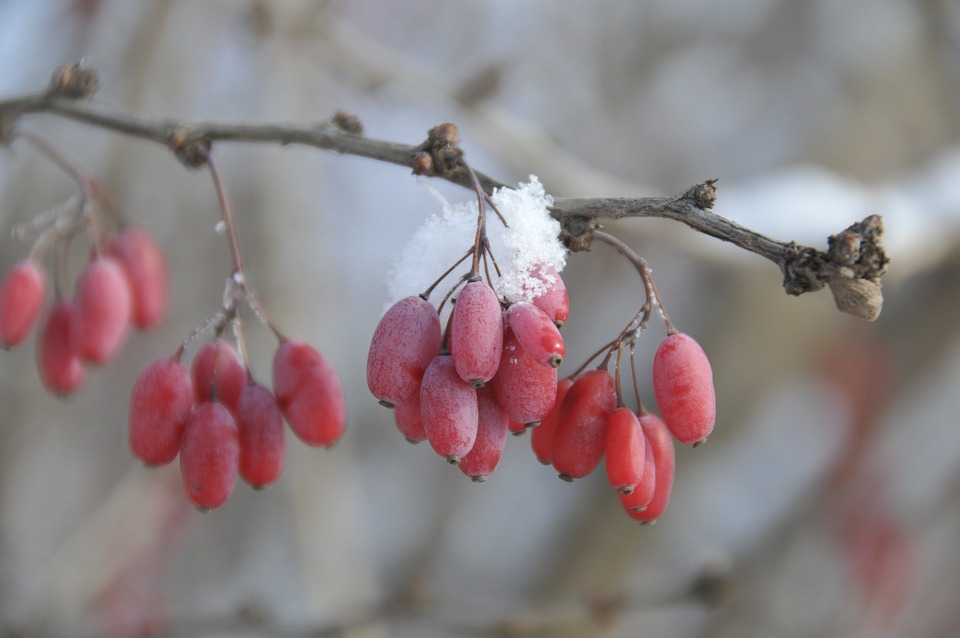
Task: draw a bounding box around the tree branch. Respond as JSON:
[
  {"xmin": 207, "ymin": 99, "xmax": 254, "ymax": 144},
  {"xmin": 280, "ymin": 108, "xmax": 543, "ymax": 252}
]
[{"xmin": 0, "ymin": 63, "xmax": 889, "ymax": 320}]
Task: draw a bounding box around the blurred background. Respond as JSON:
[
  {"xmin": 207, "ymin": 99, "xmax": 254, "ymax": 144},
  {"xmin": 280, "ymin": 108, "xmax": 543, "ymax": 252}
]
[{"xmin": 1, "ymin": 1, "xmax": 959, "ymax": 636}]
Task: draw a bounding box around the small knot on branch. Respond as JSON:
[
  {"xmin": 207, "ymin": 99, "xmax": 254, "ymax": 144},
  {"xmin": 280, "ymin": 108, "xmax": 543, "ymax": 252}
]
[
  {"xmin": 560, "ymin": 216, "xmax": 601, "ymax": 252},
  {"xmin": 47, "ymin": 61, "xmax": 100, "ymax": 99},
  {"xmin": 411, "ymin": 122, "xmax": 463, "ymax": 177},
  {"xmin": 168, "ymin": 128, "xmax": 212, "ymax": 168},
  {"xmin": 688, "ymin": 179, "xmax": 718, "ymax": 209},
  {"xmin": 331, "ymin": 110, "xmax": 364, "ymax": 135}
]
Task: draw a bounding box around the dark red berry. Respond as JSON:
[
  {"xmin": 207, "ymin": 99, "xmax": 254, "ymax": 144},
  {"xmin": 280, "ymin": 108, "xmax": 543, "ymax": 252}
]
[
  {"xmin": 129, "ymin": 356, "xmax": 193, "ymax": 466},
  {"xmin": 366, "ymin": 295, "xmax": 442, "ymax": 406},
  {"xmin": 273, "ymin": 339, "xmax": 346, "ymax": 447},
  {"xmin": 179, "ymin": 402, "xmax": 239, "ymax": 511}
]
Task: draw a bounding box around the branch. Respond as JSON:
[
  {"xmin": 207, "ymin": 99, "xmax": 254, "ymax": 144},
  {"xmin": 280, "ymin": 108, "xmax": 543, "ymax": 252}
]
[{"xmin": 0, "ymin": 63, "xmax": 889, "ymax": 320}]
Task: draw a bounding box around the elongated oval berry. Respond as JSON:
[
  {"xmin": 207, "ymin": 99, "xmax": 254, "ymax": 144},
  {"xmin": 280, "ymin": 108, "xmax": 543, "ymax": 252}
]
[
  {"xmin": 236, "ymin": 383, "xmax": 284, "ymax": 488},
  {"xmin": 619, "ymin": 435, "xmax": 656, "ymax": 514},
  {"xmin": 552, "ymin": 369, "xmax": 617, "ymax": 480},
  {"xmin": 129, "ymin": 356, "xmax": 194, "ymax": 466},
  {"xmin": 105, "ymin": 228, "xmax": 167, "ymax": 329},
  {"xmin": 0, "ymin": 258, "xmax": 47, "ymax": 348},
  {"xmin": 192, "ymin": 340, "xmax": 247, "ymax": 413},
  {"xmin": 459, "ymin": 385, "xmax": 509, "ymax": 481},
  {"xmin": 37, "ymin": 300, "xmax": 85, "ymax": 395},
  {"xmin": 180, "ymin": 402, "xmax": 239, "ymax": 510},
  {"xmin": 605, "ymin": 408, "xmax": 647, "ymax": 494},
  {"xmin": 506, "ymin": 302, "xmax": 564, "ymax": 368},
  {"xmin": 366, "ymin": 295, "xmax": 442, "ymax": 407},
  {"xmin": 272, "ymin": 339, "xmax": 346, "ymax": 447},
  {"xmin": 393, "ymin": 393, "xmax": 427, "ymax": 443},
  {"xmin": 529, "ymin": 265, "xmax": 569, "ymax": 327},
  {"xmin": 450, "ymin": 280, "xmax": 503, "ymax": 386},
  {"xmin": 70, "ymin": 256, "xmax": 132, "ymax": 364},
  {"xmin": 531, "ymin": 377, "xmax": 573, "ymax": 465},
  {"xmin": 652, "ymin": 332, "xmax": 716, "ymax": 445},
  {"xmin": 420, "ymin": 354, "xmax": 478, "ymax": 463},
  {"xmin": 628, "ymin": 413, "xmax": 675, "ymax": 524},
  {"xmin": 491, "ymin": 328, "xmax": 558, "ymax": 424}
]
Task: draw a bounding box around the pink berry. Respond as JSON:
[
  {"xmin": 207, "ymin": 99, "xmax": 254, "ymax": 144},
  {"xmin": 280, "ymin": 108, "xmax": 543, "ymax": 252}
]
[
  {"xmin": 506, "ymin": 302, "xmax": 564, "ymax": 368},
  {"xmin": 420, "ymin": 354, "xmax": 478, "ymax": 463},
  {"xmin": 393, "ymin": 394, "xmax": 427, "ymax": 443},
  {"xmin": 628, "ymin": 413, "xmax": 675, "ymax": 524},
  {"xmin": 531, "ymin": 378, "xmax": 572, "ymax": 465},
  {"xmin": 236, "ymin": 383, "xmax": 284, "ymax": 488},
  {"xmin": 105, "ymin": 228, "xmax": 167, "ymax": 329},
  {"xmin": 37, "ymin": 300, "xmax": 85, "ymax": 395},
  {"xmin": 180, "ymin": 402, "xmax": 239, "ymax": 510},
  {"xmin": 459, "ymin": 385, "xmax": 509, "ymax": 481},
  {"xmin": 70, "ymin": 256, "xmax": 132, "ymax": 364},
  {"xmin": 529, "ymin": 265, "xmax": 569, "ymax": 327},
  {"xmin": 605, "ymin": 407, "xmax": 647, "ymax": 494},
  {"xmin": 490, "ymin": 327, "xmax": 558, "ymax": 425},
  {"xmin": 552, "ymin": 369, "xmax": 617, "ymax": 480},
  {"xmin": 366, "ymin": 295, "xmax": 442, "ymax": 407},
  {"xmin": 619, "ymin": 434, "xmax": 656, "ymax": 514},
  {"xmin": 272, "ymin": 339, "xmax": 346, "ymax": 447},
  {"xmin": 652, "ymin": 332, "xmax": 716, "ymax": 445},
  {"xmin": 449, "ymin": 280, "xmax": 503, "ymax": 386},
  {"xmin": 0, "ymin": 258, "xmax": 47, "ymax": 348},
  {"xmin": 191, "ymin": 340, "xmax": 247, "ymax": 413},
  {"xmin": 129, "ymin": 356, "xmax": 194, "ymax": 466}
]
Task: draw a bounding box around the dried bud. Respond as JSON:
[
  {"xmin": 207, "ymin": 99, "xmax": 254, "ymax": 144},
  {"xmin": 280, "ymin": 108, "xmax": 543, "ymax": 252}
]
[
  {"xmin": 49, "ymin": 62, "xmax": 100, "ymax": 99},
  {"xmin": 828, "ymin": 276, "xmax": 883, "ymax": 321},
  {"xmin": 332, "ymin": 110, "xmax": 364, "ymax": 135},
  {"xmin": 411, "ymin": 151, "xmax": 434, "ymax": 176},
  {"xmin": 168, "ymin": 129, "xmax": 212, "ymax": 168},
  {"xmin": 428, "ymin": 123, "xmax": 459, "ymax": 147}
]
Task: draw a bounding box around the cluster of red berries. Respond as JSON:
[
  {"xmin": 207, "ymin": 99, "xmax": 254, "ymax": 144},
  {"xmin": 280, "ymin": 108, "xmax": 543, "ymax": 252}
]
[
  {"xmin": 129, "ymin": 336, "xmax": 344, "ymax": 510},
  {"xmin": 0, "ymin": 227, "xmax": 167, "ymax": 393},
  {"xmin": 367, "ymin": 263, "xmax": 716, "ymax": 523}
]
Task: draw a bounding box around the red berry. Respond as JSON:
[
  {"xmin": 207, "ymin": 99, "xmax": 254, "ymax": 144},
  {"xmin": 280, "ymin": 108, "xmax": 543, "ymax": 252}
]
[
  {"xmin": 393, "ymin": 394, "xmax": 427, "ymax": 443},
  {"xmin": 506, "ymin": 302, "xmax": 564, "ymax": 368},
  {"xmin": 129, "ymin": 356, "xmax": 193, "ymax": 466},
  {"xmin": 530, "ymin": 378, "xmax": 573, "ymax": 465},
  {"xmin": 37, "ymin": 300, "xmax": 86, "ymax": 395},
  {"xmin": 619, "ymin": 436, "xmax": 656, "ymax": 514},
  {"xmin": 605, "ymin": 407, "xmax": 647, "ymax": 494},
  {"xmin": 652, "ymin": 332, "xmax": 716, "ymax": 445},
  {"xmin": 490, "ymin": 327, "xmax": 557, "ymax": 425},
  {"xmin": 0, "ymin": 258, "xmax": 47, "ymax": 348},
  {"xmin": 179, "ymin": 402, "xmax": 239, "ymax": 510},
  {"xmin": 628, "ymin": 413, "xmax": 675, "ymax": 523},
  {"xmin": 70, "ymin": 256, "xmax": 132, "ymax": 364},
  {"xmin": 366, "ymin": 295, "xmax": 442, "ymax": 407},
  {"xmin": 272, "ymin": 339, "xmax": 346, "ymax": 447},
  {"xmin": 191, "ymin": 340, "xmax": 247, "ymax": 412},
  {"xmin": 450, "ymin": 280, "xmax": 503, "ymax": 386},
  {"xmin": 529, "ymin": 265, "xmax": 569, "ymax": 327},
  {"xmin": 420, "ymin": 354, "xmax": 478, "ymax": 462},
  {"xmin": 459, "ymin": 385, "xmax": 509, "ymax": 481},
  {"xmin": 552, "ymin": 369, "xmax": 616, "ymax": 480},
  {"xmin": 105, "ymin": 228, "xmax": 167, "ymax": 329},
  {"xmin": 236, "ymin": 383, "xmax": 284, "ymax": 488}
]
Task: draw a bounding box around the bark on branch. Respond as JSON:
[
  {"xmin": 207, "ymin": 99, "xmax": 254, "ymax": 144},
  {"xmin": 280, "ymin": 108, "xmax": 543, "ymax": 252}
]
[{"xmin": 0, "ymin": 63, "xmax": 889, "ymax": 320}]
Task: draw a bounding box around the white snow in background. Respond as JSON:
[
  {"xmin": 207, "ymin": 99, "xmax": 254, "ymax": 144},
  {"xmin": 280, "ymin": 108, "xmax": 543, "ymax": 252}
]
[{"xmin": 384, "ymin": 176, "xmax": 565, "ymax": 306}]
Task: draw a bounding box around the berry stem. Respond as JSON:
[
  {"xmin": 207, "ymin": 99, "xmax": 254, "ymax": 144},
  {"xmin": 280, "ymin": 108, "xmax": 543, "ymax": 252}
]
[
  {"xmin": 421, "ymin": 249, "xmax": 472, "ymax": 301},
  {"xmin": 202, "ymin": 150, "xmax": 245, "ymax": 275}
]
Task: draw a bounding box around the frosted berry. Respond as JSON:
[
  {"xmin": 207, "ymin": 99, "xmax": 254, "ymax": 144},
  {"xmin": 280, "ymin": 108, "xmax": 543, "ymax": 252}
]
[
  {"xmin": 552, "ymin": 369, "xmax": 617, "ymax": 480},
  {"xmin": 70, "ymin": 256, "xmax": 132, "ymax": 364},
  {"xmin": 529, "ymin": 264, "xmax": 569, "ymax": 327},
  {"xmin": 37, "ymin": 300, "xmax": 86, "ymax": 395},
  {"xmin": 459, "ymin": 385, "xmax": 509, "ymax": 481},
  {"xmin": 420, "ymin": 354, "xmax": 478, "ymax": 463},
  {"xmin": 179, "ymin": 402, "xmax": 239, "ymax": 510},
  {"xmin": 105, "ymin": 228, "xmax": 167, "ymax": 329},
  {"xmin": 236, "ymin": 383, "xmax": 284, "ymax": 488},
  {"xmin": 129, "ymin": 356, "xmax": 193, "ymax": 466},
  {"xmin": 605, "ymin": 407, "xmax": 647, "ymax": 494},
  {"xmin": 366, "ymin": 295, "xmax": 442, "ymax": 407},
  {"xmin": 272, "ymin": 339, "xmax": 346, "ymax": 447},
  {"xmin": 490, "ymin": 327, "xmax": 558, "ymax": 425},
  {"xmin": 449, "ymin": 280, "xmax": 503, "ymax": 386},
  {"xmin": 628, "ymin": 412, "xmax": 675, "ymax": 524},
  {"xmin": 619, "ymin": 436, "xmax": 656, "ymax": 514},
  {"xmin": 0, "ymin": 258, "xmax": 47, "ymax": 348},
  {"xmin": 531, "ymin": 377, "xmax": 573, "ymax": 465},
  {"xmin": 192, "ymin": 340, "xmax": 247, "ymax": 413},
  {"xmin": 506, "ymin": 302, "xmax": 564, "ymax": 368},
  {"xmin": 652, "ymin": 332, "xmax": 716, "ymax": 445},
  {"xmin": 393, "ymin": 394, "xmax": 427, "ymax": 443}
]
